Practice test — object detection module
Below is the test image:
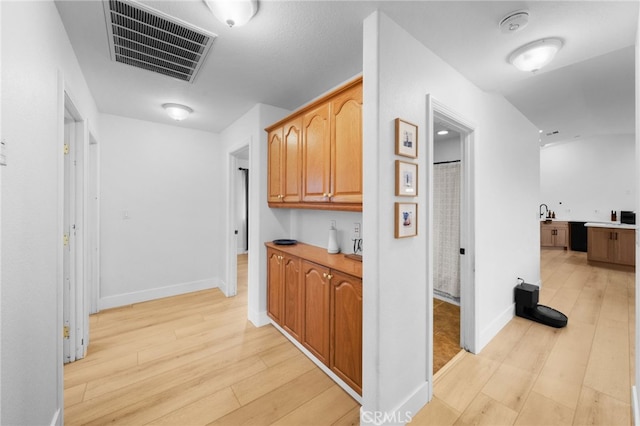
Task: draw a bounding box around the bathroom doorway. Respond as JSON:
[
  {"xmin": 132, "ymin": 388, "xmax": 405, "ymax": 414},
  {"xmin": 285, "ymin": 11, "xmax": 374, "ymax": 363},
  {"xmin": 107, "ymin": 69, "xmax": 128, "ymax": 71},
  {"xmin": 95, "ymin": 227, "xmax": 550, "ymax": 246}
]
[
  {"xmin": 432, "ymin": 118, "xmax": 462, "ymax": 373},
  {"xmin": 428, "ymin": 95, "xmax": 476, "ymax": 377}
]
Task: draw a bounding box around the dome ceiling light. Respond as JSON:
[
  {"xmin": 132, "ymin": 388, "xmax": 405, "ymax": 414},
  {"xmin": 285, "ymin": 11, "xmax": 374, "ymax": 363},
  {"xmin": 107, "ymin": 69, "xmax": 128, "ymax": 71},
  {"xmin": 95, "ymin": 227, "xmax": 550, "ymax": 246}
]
[
  {"xmin": 163, "ymin": 103, "xmax": 193, "ymax": 121},
  {"xmin": 203, "ymin": 0, "xmax": 258, "ymax": 28},
  {"xmin": 509, "ymin": 38, "xmax": 563, "ymax": 72}
]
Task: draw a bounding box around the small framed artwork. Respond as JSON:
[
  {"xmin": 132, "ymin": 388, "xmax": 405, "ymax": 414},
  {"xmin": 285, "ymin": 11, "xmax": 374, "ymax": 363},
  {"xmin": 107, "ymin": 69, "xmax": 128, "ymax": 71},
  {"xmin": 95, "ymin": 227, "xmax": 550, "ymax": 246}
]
[
  {"xmin": 395, "ymin": 118, "xmax": 418, "ymax": 158},
  {"xmin": 395, "ymin": 202, "xmax": 418, "ymax": 238},
  {"xmin": 395, "ymin": 160, "xmax": 418, "ymax": 197}
]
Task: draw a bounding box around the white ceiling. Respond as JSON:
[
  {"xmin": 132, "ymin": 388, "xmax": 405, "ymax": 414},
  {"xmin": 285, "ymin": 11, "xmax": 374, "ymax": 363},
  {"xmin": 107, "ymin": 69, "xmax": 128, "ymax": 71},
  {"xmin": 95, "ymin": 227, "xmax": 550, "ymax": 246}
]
[{"xmin": 55, "ymin": 1, "xmax": 638, "ymax": 145}]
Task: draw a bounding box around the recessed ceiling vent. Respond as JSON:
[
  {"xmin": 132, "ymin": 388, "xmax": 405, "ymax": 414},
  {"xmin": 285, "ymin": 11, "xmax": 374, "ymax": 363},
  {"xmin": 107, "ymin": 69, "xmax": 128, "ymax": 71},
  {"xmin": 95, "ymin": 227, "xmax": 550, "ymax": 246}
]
[{"xmin": 103, "ymin": 0, "xmax": 216, "ymax": 83}]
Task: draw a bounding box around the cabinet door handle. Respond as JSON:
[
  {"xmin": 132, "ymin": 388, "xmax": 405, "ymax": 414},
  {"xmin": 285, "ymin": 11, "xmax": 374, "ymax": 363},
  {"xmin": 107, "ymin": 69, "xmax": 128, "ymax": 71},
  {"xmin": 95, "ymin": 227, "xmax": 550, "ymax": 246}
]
[
  {"xmin": 615, "ymin": 232, "xmax": 618, "ymax": 241},
  {"xmin": 327, "ymin": 193, "xmax": 333, "ymax": 198},
  {"xmin": 327, "ymin": 274, "xmax": 333, "ymax": 280}
]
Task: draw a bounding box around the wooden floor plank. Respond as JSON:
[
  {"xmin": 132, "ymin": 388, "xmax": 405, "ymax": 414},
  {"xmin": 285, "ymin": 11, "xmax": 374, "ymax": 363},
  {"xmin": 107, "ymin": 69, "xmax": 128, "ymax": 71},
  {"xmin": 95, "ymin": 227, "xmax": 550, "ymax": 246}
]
[{"xmin": 64, "ymin": 251, "xmax": 634, "ymax": 426}]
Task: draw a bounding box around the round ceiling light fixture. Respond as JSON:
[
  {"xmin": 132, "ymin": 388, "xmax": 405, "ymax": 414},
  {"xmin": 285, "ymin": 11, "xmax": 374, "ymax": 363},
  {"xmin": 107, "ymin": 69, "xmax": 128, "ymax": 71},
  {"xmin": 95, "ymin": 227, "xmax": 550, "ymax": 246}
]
[
  {"xmin": 437, "ymin": 130, "xmax": 449, "ymax": 136},
  {"xmin": 509, "ymin": 38, "xmax": 563, "ymax": 72},
  {"xmin": 203, "ymin": 0, "xmax": 258, "ymax": 28},
  {"xmin": 162, "ymin": 103, "xmax": 193, "ymax": 121},
  {"xmin": 499, "ymin": 10, "xmax": 529, "ymax": 34}
]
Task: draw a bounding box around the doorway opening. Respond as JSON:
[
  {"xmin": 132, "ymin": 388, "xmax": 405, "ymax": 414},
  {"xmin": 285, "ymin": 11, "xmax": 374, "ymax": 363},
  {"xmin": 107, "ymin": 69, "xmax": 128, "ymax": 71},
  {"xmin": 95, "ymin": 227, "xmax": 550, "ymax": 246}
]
[
  {"xmin": 428, "ymin": 96, "xmax": 476, "ymax": 378},
  {"xmin": 227, "ymin": 144, "xmax": 250, "ymax": 298}
]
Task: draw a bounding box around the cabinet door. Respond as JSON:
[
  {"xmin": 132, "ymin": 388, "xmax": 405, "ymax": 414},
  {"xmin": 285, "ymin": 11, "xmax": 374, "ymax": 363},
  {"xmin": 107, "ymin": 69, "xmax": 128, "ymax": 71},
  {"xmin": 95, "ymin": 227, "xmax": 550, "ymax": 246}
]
[
  {"xmin": 301, "ymin": 260, "xmax": 331, "ymax": 365},
  {"xmin": 615, "ymin": 229, "xmax": 636, "ymax": 266},
  {"xmin": 331, "ymin": 84, "xmax": 362, "ymax": 204},
  {"xmin": 267, "ymin": 127, "xmax": 284, "ymax": 203},
  {"xmin": 283, "ymin": 118, "xmax": 302, "ymax": 202},
  {"xmin": 282, "ymin": 254, "xmax": 302, "ymax": 341},
  {"xmin": 540, "ymin": 225, "xmax": 554, "ymax": 247},
  {"xmin": 302, "ymin": 104, "xmax": 331, "ymax": 203},
  {"xmin": 588, "ymin": 227, "xmax": 613, "ymax": 263},
  {"xmin": 330, "ymin": 270, "xmax": 362, "ymax": 394},
  {"xmin": 266, "ymin": 249, "xmax": 284, "ymax": 324},
  {"xmin": 554, "ymin": 226, "xmax": 568, "ymax": 248}
]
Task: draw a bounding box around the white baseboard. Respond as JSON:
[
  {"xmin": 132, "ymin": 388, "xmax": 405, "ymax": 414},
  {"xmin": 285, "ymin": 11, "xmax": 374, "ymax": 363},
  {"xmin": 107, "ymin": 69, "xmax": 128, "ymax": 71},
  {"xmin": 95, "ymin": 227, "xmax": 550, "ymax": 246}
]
[
  {"xmin": 270, "ymin": 320, "xmax": 363, "ymax": 404},
  {"xmin": 98, "ymin": 278, "xmax": 219, "ymax": 310},
  {"xmin": 360, "ymin": 381, "xmax": 429, "ymax": 425},
  {"xmin": 248, "ymin": 308, "xmax": 270, "ymax": 327},
  {"xmin": 633, "ymin": 386, "xmax": 639, "ymax": 425},
  {"xmin": 477, "ymin": 302, "xmax": 515, "ymax": 353},
  {"xmin": 50, "ymin": 408, "xmax": 61, "ymax": 426}
]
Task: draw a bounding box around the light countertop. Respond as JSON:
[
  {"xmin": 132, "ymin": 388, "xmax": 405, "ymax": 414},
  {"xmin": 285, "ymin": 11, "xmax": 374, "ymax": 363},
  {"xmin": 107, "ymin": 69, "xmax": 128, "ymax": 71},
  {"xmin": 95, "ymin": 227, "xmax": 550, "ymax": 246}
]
[{"xmin": 584, "ymin": 222, "xmax": 637, "ymax": 230}]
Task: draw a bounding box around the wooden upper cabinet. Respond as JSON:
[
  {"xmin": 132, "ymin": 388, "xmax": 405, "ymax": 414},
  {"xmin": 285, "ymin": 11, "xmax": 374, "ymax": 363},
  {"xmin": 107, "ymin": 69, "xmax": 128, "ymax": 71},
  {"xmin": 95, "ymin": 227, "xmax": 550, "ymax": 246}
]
[
  {"xmin": 302, "ymin": 104, "xmax": 332, "ymax": 203},
  {"xmin": 283, "ymin": 118, "xmax": 302, "ymax": 202},
  {"xmin": 331, "ymin": 83, "xmax": 363, "ymax": 204},
  {"xmin": 267, "ymin": 128, "xmax": 284, "ymax": 203},
  {"xmin": 265, "ymin": 77, "xmax": 362, "ymax": 211}
]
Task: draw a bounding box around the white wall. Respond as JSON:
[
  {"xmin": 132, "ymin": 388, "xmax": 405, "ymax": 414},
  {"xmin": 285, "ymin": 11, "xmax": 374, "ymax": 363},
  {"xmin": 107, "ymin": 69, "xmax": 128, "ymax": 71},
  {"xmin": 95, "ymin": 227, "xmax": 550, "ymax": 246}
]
[
  {"xmin": 541, "ymin": 135, "xmax": 636, "ymax": 222},
  {"xmin": 292, "ymin": 210, "xmax": 363, "ymax": 255},
  {"xmin": 220, "ymin": 103, "xmax": 291, "ymax": 325},
  {"xmin": 99, "ymin": 114, "xmax": 222, "ymax": 309},
  {"xmin": 362, "ymin": 11, "xmax": 540, "ymax": 420},
  {"xmin": 1, "ymin": 1, "xmax": 100, "ymax": 424},
  {"xmin": 434, "ymin": 137, "xmax": 462, "ymax": 163}
]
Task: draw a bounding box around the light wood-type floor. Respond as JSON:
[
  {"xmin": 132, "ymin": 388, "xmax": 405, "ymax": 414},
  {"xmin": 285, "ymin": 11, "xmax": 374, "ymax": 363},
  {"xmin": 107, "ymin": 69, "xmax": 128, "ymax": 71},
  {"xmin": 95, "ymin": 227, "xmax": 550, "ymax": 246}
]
[{"xmin": 65, "ymin": 249, "xmax": 635, "ymax": 425}]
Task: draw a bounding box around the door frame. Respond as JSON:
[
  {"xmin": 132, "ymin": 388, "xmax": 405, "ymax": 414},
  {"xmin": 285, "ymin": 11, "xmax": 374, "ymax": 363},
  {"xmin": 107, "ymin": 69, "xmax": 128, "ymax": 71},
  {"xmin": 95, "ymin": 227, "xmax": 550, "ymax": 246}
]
[
  {"xmin": 427, "ymin": 95, "xmax": 477, "ymax": 379},
  {"xmin": 59, "ymin": 83, "xmax": 91, "ymax": 367},
  {"xmin": 226, "ymin": 140, "xmax": 251, "ymax": 297}
]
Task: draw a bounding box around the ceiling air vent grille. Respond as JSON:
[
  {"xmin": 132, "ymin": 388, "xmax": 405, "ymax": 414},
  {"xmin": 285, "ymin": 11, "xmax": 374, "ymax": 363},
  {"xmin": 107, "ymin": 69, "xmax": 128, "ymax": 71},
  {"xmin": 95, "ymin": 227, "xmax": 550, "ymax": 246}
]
[{"xmin": 103, "ymin": 0, "xmax": 216, "ymax": 83}]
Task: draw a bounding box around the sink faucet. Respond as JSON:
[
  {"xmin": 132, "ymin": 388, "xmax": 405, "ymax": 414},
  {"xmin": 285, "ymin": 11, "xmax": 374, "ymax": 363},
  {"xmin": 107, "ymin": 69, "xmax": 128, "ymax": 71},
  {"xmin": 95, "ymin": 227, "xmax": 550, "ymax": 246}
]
[{"xmin": 539, "ymin": 204, "xmax": 549, "ymax": 219}]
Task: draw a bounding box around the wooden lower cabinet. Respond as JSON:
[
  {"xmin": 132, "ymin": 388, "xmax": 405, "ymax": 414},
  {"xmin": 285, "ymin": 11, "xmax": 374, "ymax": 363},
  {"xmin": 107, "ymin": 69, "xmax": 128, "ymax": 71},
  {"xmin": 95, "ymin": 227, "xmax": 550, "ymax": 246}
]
[
  {"xmin": 540, "ymin": 221, "xmax": 568, "ymax": 249},
  {"xmin": 330, "ymin": 270, "xmax": 363, "ymax": 395},
  {"xmin": 587, "ymin": 227, "xmax": 636, "ymax": 266},
  {"xmin": 265, "ymin": 242, "xmax": 362, "ymax": 395},
  {"xmin": 267, "ymin": 248, "xmax": 303, "ymax": 340},
  {"xmin": 301, "ymin": 261, "xmax": 331, "ymax": 365}
]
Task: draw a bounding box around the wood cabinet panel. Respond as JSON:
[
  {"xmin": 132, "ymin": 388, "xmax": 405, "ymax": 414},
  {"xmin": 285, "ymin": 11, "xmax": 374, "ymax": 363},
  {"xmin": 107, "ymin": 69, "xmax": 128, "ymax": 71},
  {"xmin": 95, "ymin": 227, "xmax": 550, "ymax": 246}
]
[
  {"xmin": 282, "ymin": 255, "xmax": 302, "ymax": 341},
  {"xmin": 267, "ymin": 128, "xmax": 283, "ymax": 204},
  {"xmin": 283, "ymin": 119, "xmax": 302, "ymax": 202},
  {"xmin": 266, "ymin": 248, "xmax": 284, "ymax": 323},
  {"xmin": 587, "ymin": 227, "xmax": 636, "ymax": 266},
  {"xmin": 540, "ymin": 222, "xmax": 568, "ymax": 249},
  {"xmin": 302, "ymin": 104, "xmax": 331, "ymax": 203},
  {"xmin": 331, "ymin": 83, "xmax": 363, "ymax": 204},
  {"xmin": 615, "ymin": 229, "xmax": 635, "ymax": 266},
  {"xmin": 330, "ymin": 270, "xmax": 362, "ymax": 394},
  {"xmin": 301, "ymin": 260, "xmax": 331, "ymax": 365}
]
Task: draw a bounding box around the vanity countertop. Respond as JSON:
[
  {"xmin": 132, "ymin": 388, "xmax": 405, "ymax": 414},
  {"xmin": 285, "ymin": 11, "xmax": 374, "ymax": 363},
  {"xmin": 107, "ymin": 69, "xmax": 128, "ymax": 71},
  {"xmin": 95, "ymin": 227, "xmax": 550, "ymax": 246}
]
[{"xmin": 584, "ymin": 222, "xmax": 637, "ymax": 230}]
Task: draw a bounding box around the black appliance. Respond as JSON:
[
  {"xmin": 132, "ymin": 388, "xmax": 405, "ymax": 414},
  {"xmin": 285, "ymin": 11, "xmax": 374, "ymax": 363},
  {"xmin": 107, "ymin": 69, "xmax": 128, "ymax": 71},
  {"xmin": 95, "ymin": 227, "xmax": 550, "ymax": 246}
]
[
  {"xmin": 569, "ymin": 221, "xmax": 587, "ymax": 252},
  {"xmin": 621, "ymin": 211, "xmax": 636, "ymax": 225},
  {"xmin": 515, "ymin": 281, "xmax": 567, "ymax": 328}
]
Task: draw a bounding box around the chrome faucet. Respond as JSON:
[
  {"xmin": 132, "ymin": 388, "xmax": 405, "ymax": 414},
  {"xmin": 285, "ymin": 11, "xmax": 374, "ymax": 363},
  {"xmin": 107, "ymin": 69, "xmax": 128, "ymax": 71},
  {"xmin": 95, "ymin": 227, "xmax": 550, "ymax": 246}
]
[{"xmin": 539, "ymin": 204, "xmax": 549, "ymax": 219}]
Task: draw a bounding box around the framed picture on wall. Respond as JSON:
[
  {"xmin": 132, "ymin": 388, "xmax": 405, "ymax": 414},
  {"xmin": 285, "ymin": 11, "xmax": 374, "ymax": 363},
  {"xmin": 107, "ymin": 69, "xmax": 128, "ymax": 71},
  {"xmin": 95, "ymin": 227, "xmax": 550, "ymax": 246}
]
[
  {"xmin": 395, "ymin": 118, "xmax": 418, "ymax": 158},
  {"xmin": 395, "ymin": 202, "xmax": 418, "ymax": 238},
  {"xmin": 395, "ymin": 160, "xmax": 418, "ymax": 197}
]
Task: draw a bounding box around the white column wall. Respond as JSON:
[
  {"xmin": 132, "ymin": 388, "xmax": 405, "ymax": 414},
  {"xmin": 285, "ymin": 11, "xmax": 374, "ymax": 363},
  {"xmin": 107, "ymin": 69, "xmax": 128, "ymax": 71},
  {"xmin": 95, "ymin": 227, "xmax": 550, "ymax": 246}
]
[{"xmin": 362, "ymin": 11, "xmax": 540, "ymax": 420}]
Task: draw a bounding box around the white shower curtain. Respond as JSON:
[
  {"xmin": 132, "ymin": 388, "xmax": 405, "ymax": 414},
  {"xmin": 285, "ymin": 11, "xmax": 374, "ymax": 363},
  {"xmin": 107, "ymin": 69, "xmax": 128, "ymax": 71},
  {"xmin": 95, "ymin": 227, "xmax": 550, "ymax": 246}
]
[{"xmin": 433, "ymin": 162, "xmax": 461, "ymax": 302}]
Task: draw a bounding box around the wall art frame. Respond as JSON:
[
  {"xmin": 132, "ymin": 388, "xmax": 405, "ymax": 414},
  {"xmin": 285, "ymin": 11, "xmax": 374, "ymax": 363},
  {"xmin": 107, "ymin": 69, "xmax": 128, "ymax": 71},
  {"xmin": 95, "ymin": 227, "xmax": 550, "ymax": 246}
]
[
  {"xmin": 395, "ymin": 160, "xmax": 418, "ymax": 197},
  {"xmin": 395, "ymin": 118, "xmax": 418, "ymax": 158},
  {"xmin": 395, "ymin": 202, "xmax": 418, "ymax": 238}
]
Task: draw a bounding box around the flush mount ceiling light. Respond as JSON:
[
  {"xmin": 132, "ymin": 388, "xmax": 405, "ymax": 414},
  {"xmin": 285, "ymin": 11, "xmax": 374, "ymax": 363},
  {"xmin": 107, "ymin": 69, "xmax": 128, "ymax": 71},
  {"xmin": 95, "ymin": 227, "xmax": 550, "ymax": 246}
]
[
  {"xmin": 437, "ymin": 130, "xmax": 449, "ymax": 136},
  {"xmin": 509, "ymin": 38, "xmax": 563, "ymax": 72},
  {"xmin": 203, "ymin": 0, "xmax": 258, "ymax": 28},
  {"xmin": 163, "ymin": 103, "xmax": 193, "ymax": 121}
]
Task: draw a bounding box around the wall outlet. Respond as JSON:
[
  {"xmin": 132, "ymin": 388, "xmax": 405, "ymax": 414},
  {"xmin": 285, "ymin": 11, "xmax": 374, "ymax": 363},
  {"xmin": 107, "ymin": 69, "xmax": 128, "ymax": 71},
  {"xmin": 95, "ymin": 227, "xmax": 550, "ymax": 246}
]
[{"xmin": 353, "ymin": 222, "xmax": 361, "ymax": 239}]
